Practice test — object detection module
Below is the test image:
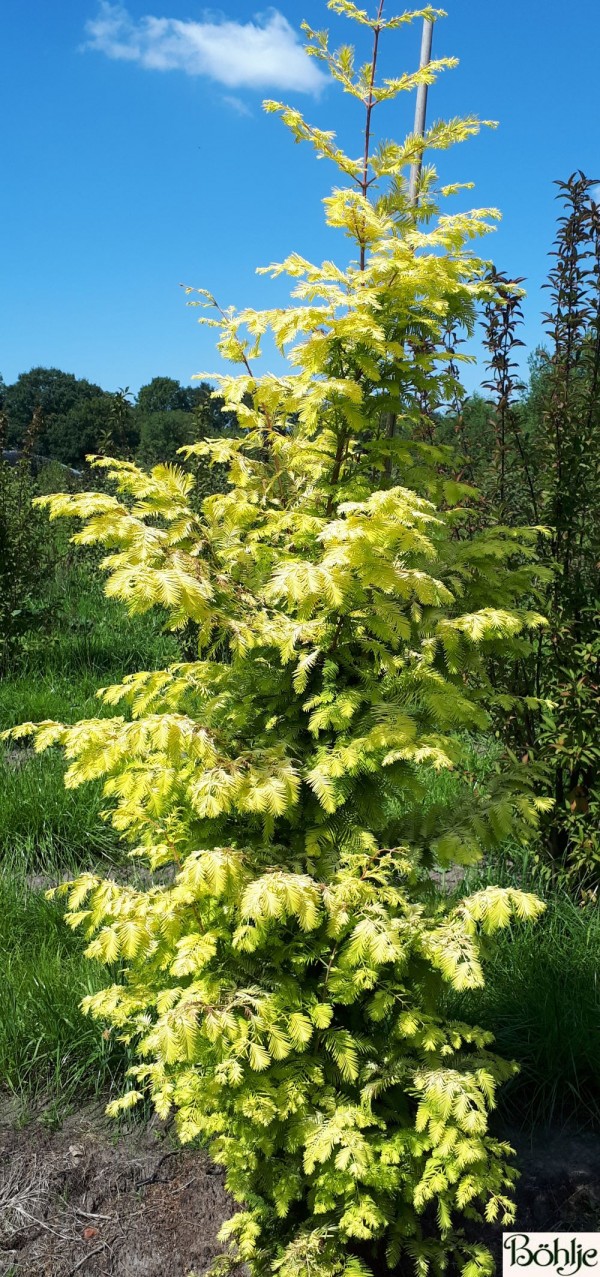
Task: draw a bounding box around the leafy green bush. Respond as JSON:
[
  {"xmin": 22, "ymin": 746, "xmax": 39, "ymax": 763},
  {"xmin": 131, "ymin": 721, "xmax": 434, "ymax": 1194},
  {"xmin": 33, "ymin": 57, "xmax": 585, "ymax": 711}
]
[
  {"xmin": 0, "ymin": 411, "xmax": 55, "ymax": 672},
  {"xmin": 7, "ymin": 8, "xmax": 550, "ymax": 1277},
  {"xmin": 534, "ymin": 618, "xmax": 600, "ymax": 895}
]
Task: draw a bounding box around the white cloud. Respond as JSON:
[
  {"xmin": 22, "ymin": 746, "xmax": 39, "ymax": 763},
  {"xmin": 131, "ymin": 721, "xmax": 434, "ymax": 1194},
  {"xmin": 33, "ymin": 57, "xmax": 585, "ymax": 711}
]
[
  {"xmin": 84, "ymin": 3, "xmax": 325, "ymax": 94},
  {"xmin": 222, "ymin": 94, "xmax": 253, "ymax": 117}
]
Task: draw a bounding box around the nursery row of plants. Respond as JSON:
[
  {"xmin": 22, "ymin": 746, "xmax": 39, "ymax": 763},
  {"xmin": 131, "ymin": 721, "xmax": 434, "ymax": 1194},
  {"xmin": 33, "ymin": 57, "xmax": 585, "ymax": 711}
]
[{"xmin": 1, "ymin": 4, "xmax": 600, "ymax": 1275}]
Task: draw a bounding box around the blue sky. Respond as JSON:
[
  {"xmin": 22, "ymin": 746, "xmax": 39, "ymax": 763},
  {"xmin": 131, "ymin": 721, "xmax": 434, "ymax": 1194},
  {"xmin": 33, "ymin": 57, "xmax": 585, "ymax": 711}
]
[{"xmin": 1, "ymin": 1, "xmax": 598, "ymax": 396}]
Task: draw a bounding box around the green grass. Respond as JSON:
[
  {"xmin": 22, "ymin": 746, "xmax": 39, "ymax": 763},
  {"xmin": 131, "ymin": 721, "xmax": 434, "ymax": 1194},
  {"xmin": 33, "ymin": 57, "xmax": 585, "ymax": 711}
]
[
  {"xmin": 0, "ymin": 513, "xmax": 178, "ymax": 1111},
  {"xmin": 0, "ymin": 873, "xmax": 131, "ymax": 1108},
  {"xmin": 0, "ymin": 544, "xmax": 177, "ymax": 1109},
  {"xmin": 421, "ymin": 735, "xmax": 503, "ymax": 811},
  {"xmin": 0, "ymin": 550, "xmax": 180, "ymax": 870},
  {"xmin": 0, "ymin": 748, "xmax": 123, "ymax": 872},
  {"xmin": 18, "ymin": 554, "xmax": 179, "ymax": 680},
  {"xmin": 446, "ymin": 890, "xmax": 600, "ymax": 1130},
  {"xmin": 0, "ymin": 671, "xmax": 111, "ymax": 732}
]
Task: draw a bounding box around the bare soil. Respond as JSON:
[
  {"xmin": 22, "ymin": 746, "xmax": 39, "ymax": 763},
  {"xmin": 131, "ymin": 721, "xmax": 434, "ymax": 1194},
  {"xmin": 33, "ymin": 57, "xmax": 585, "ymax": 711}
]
[
  {"xmin": 462, "ymin": 1126, "xmax": 600, "ymax": 1271},
  {"xmin": 1, "ymin": 1100, "xmax": 599, "ymax": 1277},
  {"xmin": 0, "ymin": 1101, "xmax": 238, "ymax": 1277}
]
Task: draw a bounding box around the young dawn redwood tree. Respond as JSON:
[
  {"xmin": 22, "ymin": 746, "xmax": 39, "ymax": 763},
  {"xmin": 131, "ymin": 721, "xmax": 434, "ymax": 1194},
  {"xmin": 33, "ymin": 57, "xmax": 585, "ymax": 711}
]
[{"xmin": 9, "ymin": 5, "xmax": 548, "ymax": 1275}]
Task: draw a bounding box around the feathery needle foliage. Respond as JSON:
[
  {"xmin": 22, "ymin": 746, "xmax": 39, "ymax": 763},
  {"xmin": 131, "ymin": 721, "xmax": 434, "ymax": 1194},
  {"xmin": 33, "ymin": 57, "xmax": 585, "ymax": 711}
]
[{"xmin": 6, "ymin": 5, "xmax": 549, "ymax": 1275}]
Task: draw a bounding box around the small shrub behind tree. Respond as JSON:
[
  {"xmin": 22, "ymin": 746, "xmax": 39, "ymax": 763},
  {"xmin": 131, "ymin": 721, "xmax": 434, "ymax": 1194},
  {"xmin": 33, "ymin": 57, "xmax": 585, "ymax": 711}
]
[{"xmin": 0, "ymin": 408, "xmax": 56, "ymax": 673}]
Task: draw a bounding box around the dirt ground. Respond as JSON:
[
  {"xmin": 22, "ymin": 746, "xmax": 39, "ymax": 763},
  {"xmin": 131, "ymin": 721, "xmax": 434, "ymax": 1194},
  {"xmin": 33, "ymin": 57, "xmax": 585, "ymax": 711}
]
[
  {"xmin": 1, "ymin": 1100, "xmax": 599, "ymax": 1277},
  {"xmin": 483, "ymin": 1126, "xmax": 600, "ymax": 1269},
  {"xmin": 0, "ymin": 1101, "xmax": 238, "ymax": 1277}
]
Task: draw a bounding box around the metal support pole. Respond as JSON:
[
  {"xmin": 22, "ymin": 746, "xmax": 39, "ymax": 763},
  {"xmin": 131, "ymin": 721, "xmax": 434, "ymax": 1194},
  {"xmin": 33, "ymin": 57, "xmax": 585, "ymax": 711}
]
[{"xmin": 408, "ymin": 17, "xmax": 434, "ymax": 207}]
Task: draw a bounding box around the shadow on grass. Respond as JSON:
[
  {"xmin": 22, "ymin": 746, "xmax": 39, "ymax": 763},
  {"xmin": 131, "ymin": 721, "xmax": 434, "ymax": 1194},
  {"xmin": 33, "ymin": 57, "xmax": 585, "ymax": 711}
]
[{"xmin": 446, "ymin": 880, "xmax": 600, "ymax": 1132}]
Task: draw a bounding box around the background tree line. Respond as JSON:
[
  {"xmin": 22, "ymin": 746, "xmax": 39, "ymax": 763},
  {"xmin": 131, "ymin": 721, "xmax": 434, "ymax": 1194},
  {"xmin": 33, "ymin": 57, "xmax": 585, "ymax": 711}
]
[{"xmin": 0, "ymin": 369, "xmax": 237, "ymax": 468}]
